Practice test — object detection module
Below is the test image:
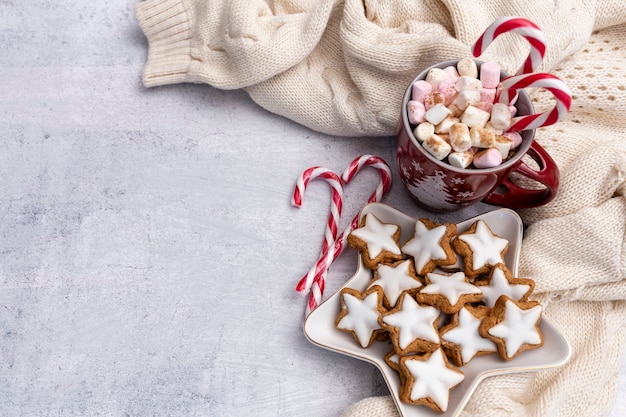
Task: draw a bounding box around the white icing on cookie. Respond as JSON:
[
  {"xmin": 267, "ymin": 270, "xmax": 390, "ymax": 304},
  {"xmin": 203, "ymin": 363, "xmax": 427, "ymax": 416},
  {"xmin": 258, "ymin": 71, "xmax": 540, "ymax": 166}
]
[
  {"xmin": 458, "ymin": 220, "xmax": 508, "ymax": 270},
  {"xmin": 350, "ymin": 213, "xmax": 401, "ymax": 259},
  {"xmin": 367, "ymin": 260, "xmax": 422, "ymax": 307},
  {"xmin": 402, "ymin": 349, "xmax": 465, "ymax": 412},
  {"xmin": 381, "ymin": 295, "xmax": 439, "ymax": 350},
  {"xmin": 402, "ymin": 219, "xmax": 449, "ymax": 273},
  {"xmin": 441, "ymin": 307, "xmax": 497, "ymax": 363},
  {"xmin": 479, "ymin": 265, "xmax": 531, "ymax": 308},
  {"xmin": 337, "ymin": 290, "xmax": 383, "ymax": 348},
  {"xmin": 421, "ymin": 271, "xmax": 482, "ymax": 306},
  {"xmin": 488, "ymin": 299, "xmax": 543, "ymax": 358}
]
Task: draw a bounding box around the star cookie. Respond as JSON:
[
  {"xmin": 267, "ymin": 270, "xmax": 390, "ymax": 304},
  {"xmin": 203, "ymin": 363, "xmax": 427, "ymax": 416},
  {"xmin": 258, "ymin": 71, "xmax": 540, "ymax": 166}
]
[
  {"xmin": 479, "ymin": 296, "xmax": 544, "ymax": 360},
  {"xmin": 366, "ymin": 259, "xmax": 423, "ymax": 309},
  {"xmin": 335, "ymin": 287, "xmax": 387, "ymax": 348},
  {"xmin": 475, "ymin": 263, "xmax": 535, "ymax": 308},
  {"xmin": 439, "ymin": 305, "xmax": 497, "ymax": 366},
  {"xmin": 398, "ymin": 349, "xmax": 465, "ymax": 412},
  {"xmin": 453, "ymin": 220, "xmax": 508, "ymax": 278},
  {"xmin": 402, "ymin": 218, "xmax": 457, "ymax": 275},
  {"xmin": 416, "ymin": 271, "xmax": 482, "ymax": 314},
  {"xmin": 347, "ymin": 213, "xmax": 403, "ymax": 269},
  {"xmin": 378, "ymin": 293, "xmax": 440, "ymax": 355}
]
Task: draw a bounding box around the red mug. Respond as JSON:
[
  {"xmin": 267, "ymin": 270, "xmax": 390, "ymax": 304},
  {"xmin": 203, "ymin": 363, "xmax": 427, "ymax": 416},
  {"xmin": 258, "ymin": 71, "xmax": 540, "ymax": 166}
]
[{"xmin": 396, "ymin": 59, "xmax": 559, "ymax": 212}]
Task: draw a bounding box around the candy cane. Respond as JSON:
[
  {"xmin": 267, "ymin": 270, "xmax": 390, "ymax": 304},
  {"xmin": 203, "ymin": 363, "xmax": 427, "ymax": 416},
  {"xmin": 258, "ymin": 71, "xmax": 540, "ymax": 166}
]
[
  {"xmin": 472, "ymin": 16, "xmax": 547, "ymax": 75},
  {"xmin": 498, "ymin": 72, "xmax": 572, "ymax": 131},
  {"xmin": 292, "ymin": 166, "xmax": 344, "ymax": 294},
  {"xmin": 296, "ymin": 156, "xmax": 392, "ymax": 315}
]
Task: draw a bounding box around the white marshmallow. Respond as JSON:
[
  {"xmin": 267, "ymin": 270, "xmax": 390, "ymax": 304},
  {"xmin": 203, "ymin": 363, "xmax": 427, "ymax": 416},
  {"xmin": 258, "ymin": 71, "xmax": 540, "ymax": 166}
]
[
  {"xmin": 461, "ymin": 105, "xmax": 490, "ymax": 128},
  {"xmin": 457, "ymin": 57, "xmax": 478, "ymax": 78},
  {"xmin": 470, "ymin": 127, "xmax": 496, "ymax": 148},
  {"xmin": 435, "ymin": 116, "xmax": 459, "ymax": 134},
  {"xmin": 448, "ymin": 122, "xmax": 472, "ymax": 152},
  {"xmin": 426, "ymin": 68, "xmax": 448, "ymax": 90},
  {"xmin": 473, "ymin": 148, "xmax": 503, "ymax": 168},
  {"xmin": 413, "ymin": 122, "xmax": 435, "ymax": 142},
  {"xmin": 448, "ymin": 151, "xmax": 474, "ymax": 169},
  {"xmin": 494, "ymin": 135, "xmax": 513, "ymax": 159},
  {"xmin": 424, "ymin": 103, "xmax": 452, "ymax": 125},
  {"xmin": 490, "ymin": 103, "xmax": 512, "ymax": 130},
  {"xmin": 422, "ymin": 134, "xmax": 452, "ymax": 160},
  {"xmin": 455, "ymin": 75, "xmax": 483, "ymax": 92},
  {"xmin": 484, "ymin": 121, "xmax": 503, "ymax": 135},
  {"xmin": 424, "ymin": 92, "xmax": 445, "ymax": 110},
  {"xmin": 455, "ymin": 90, "xmax": 481, "ymax": 110}
]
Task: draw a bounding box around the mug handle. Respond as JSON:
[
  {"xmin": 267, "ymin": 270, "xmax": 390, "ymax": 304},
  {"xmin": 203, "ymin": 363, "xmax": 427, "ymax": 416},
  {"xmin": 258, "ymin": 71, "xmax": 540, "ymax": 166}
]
[{"xmin": 483, "ymin": 140, "xmax": 559, "ymax": 208}]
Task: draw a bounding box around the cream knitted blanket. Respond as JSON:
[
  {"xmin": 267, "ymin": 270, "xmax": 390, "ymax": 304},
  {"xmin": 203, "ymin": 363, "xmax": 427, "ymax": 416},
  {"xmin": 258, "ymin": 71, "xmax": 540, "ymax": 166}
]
[{"xmin": 135, "ymin": 1, "xmax": 626, "ymax": 416}]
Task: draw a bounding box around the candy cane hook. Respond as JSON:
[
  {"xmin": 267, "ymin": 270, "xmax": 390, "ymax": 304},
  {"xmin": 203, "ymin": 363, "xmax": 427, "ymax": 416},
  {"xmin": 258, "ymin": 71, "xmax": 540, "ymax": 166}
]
[
  {"xmin": 472, "ymin": 16, "xmax": 547, "ymax": 75},
  {"xmin": 292, "ymin": 167, "xmax": 344, "ymax": 298},
  {"xmin": 498, "ymin": 72, "xmax": 572, "ymax": 131}
]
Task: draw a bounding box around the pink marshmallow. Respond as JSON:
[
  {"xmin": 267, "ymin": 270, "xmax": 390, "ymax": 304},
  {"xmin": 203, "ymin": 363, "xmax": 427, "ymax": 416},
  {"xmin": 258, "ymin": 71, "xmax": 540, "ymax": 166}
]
[
  {"xmin": 437, "ymin": 79, "xmax": 457, "ymax": 106},
  {"xmin": 473, "ymin": 148, "xmax": 503, "ymax": 168},
  {"xmin": 412, "ymin": 80, "xmax": 432, "ymax": 103},
  {"xmin": 480, "ymin": 88, "xmax": 496, "ymax": 103},
  {"xmin": 479, "ymin": 61, "xmax": 501, "ymax": 89},
  {"xmin": 502, "ymin": 131, "xmax": 523, "ymax": 148},
  {"xmin": 407, "ymin": 100, "xmax": 426, "ymax": 124},
  {"xmin": 442, "ymin": 66, "xmax": 460, "ymax": 82}
]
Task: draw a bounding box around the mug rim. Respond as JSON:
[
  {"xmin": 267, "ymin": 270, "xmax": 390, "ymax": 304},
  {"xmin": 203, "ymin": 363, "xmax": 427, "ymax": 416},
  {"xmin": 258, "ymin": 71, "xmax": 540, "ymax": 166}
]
[{"xmin": 400, "ymin": 59, "xmax": 536, "ymax": 174}]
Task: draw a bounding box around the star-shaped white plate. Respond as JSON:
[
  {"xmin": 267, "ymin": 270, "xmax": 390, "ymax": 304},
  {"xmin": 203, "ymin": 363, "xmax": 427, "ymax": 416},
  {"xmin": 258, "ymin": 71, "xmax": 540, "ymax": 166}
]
[{"xmin": 304, "ymin": 203, "xmax": 571, "ymax": 417}]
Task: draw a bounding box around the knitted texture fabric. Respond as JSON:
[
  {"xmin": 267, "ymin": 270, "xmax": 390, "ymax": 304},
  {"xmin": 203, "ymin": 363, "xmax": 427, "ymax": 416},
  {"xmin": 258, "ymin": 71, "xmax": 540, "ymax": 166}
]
[{"xmin": 135, "ymin": 1, "xmax": 626, "ymax": 416}]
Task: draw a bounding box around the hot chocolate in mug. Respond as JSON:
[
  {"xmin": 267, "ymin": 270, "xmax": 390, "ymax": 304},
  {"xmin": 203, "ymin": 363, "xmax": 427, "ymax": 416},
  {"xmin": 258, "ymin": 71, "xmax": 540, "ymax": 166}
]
[{"xmin": 396, "ymin": 59, "xmax": 559, "ymax": 212}]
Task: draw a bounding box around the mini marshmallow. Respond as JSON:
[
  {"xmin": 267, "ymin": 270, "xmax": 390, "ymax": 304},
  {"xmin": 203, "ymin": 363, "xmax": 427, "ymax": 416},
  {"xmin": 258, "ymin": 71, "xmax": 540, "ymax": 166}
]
[
  {"xmin": 424, "ymin": 92, "xmax": 445, "ymax": 110},
  {"xmin": 494, "ymin": 135, "xmax": 513, "ymax": 159},
  {"xmin": 447, "ymin": 103, "xmax": 463, "ymax": 118},
  {"xmin": 490, "ymin": 103, "xmax": 512, "ymax": 130},
  {"xmin": 412, "ymin": 80, "xmax": 432, "ymax": 103},
  {"xmin": 479, "ymin": 88, "xmax": 497, "ymax": 103},
  {"xmin": 509, "ymin": 105, "xmax": 518, "ymax": 117},
  {"xmin": 424, "ymin": 103, "xmax": 452, "ymax": 125},
  {"xmin": 435, "ymin": 116, "xmax": 460, "ymax": 134},
  {"xmin": 479, "ymin": 61, "xmax": 501, "ymax": 89},
  {"xmin": 443, "ymin": 66, "xmax": 460, "ymax": 82},
  {"xmin": 437, "ymin": 79, "xmax": 457, "ymax": 106},
  {"xmin": 414, "ymin": 122, "xmax": 435, "ymax": 142},
  {"xmin": 475, "ymin": 100, "xmax": 493, "ymax": 114},
  {"xmin": 470, "ymin": 126, "xmax": 496, "ymax": 148},
  {"xmin": 502, "ymin": 130, "xmax": 523, "ymax": 148},
  {"xmin": 407, "ymin": 100, "xmax": 426, "ymax": 124},
  {"xmin": 461, "ymin": 105, "xmax": 490, "ymax": 128},
  {"xmin": 455, "ymin": 90, "xmax": 481, "ymax": 111},
  {"xmin": 422, "ymin": 134, "xmax": 452, "ymax": 160},
  {"xmin": 426, "ymin": 68, "xmax": 448, "ymax": 90},
  {"xmin": 457, "ymin": 57, "xmax": 478, "ymax": 78},
  {"xmin": 473, "ymin": 148, "xmax": 503, "ymax": 168},
  {"xmin": 448, "ymin": 122, "xmax": 472, "ymax": 152},
  {"xmin": 448, "ymin": 151, "xmax": 474, "ymax": 169},
  {"xmin": 456, "ymin": 75, "xmax": 483, "ymax": 92},
  {"xmin": 484, "ymin": 121, "xmax": 504, "ymax": 135}
]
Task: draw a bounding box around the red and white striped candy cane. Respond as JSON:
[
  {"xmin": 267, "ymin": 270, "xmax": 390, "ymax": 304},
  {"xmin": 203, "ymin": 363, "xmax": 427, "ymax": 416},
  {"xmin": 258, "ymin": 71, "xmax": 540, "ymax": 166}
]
[
  {"xmin": 296, "ymin": 156, "xmax": 392, "ymax": 315},
  {"xmin": 498, "ymin": 72, "xmax": 572, "ymax": 131},
  {"xmin": 472, "ymin": 16, "xmax": 547, "ymax": 75},
  {"xmin": 292, "ymin": 167, "xmax": 344, "ymax": 301}
]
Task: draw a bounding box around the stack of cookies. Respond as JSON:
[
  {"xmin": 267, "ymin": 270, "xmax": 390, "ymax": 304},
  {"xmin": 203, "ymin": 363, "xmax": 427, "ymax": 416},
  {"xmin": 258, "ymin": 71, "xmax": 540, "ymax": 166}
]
[{"xmin": 335, "ymin": 212, "xmax": 543, "ymax": 413}]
